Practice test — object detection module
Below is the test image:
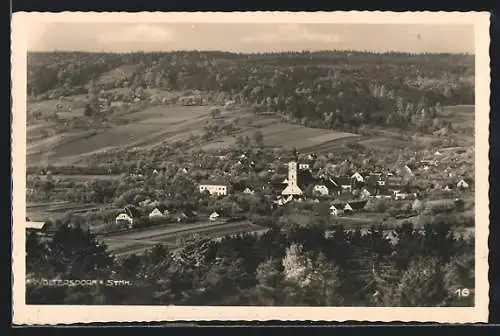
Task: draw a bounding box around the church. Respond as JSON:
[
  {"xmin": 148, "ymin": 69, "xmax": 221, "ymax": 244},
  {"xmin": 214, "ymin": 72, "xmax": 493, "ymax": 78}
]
[
  {"xmin": 280, "ymin": 148, "xmax": 316, "ymax": 198},
  {"xmin": 281, "ymin": 160, "xmax": 304, "ymax": 197}
]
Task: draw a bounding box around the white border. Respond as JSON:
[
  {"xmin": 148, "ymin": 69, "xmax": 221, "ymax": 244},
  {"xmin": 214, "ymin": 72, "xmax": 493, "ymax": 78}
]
[{"xmin": 11, "ymin": 11, "xmax": 490, "ymax": 324}]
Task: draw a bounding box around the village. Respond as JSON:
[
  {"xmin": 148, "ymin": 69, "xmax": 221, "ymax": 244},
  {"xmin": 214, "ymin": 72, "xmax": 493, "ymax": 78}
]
[{"xmin": 27, "ymin": 140, "xmax": 474, "ymax": 240}]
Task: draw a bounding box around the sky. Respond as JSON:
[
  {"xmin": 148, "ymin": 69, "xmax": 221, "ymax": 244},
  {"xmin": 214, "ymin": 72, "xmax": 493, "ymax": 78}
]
[{"xmin": 27, "ymin": 22, "xmax": 475, "ymax": 54}]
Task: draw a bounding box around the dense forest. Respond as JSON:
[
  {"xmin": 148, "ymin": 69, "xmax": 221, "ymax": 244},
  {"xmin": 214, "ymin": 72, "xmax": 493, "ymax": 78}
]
[
  {"xmin": 26, "ymin": 220, "xmax": 474, "ymax": 306},
  {"xmin": 27, "ymin": 50, "xmax": 474, "ymax": 134}
]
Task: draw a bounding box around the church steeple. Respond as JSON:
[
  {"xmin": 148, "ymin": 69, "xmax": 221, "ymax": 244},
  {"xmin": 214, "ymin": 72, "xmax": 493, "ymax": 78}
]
[{"xmin": 291, "ymin": 146, "xmax": 299, "ymax": 162}]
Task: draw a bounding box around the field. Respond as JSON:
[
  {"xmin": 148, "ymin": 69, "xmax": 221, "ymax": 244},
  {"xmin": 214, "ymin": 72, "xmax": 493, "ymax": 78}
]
[
  {"xmin": 200, "ymin": 118, "xmax": 360, "ymax": 152},
  {"xmin": 27, "ymin": 93, "xmax": 475, "ymax": 168},
  {"xmin": 26, "ymin": 201, "xmax": 115, "ymax": 221},
  {"xmin": 26, "ymin": 101, "xmax": 213, "ymax": 166},
  {"xmin": 27, "ymin": 92, "xmax": 367, "ymax": 165}
]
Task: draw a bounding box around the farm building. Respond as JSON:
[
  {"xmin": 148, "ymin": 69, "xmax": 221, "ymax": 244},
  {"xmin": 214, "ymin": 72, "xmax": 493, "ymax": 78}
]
[
  {"xmin": 26, "ymin": 220, "xmax": 49, "ymax": 234},
  {"xmin": 313, "ymin": 184, "xmax": 329, "ymax": 196},
  {"xmin": 115, "ymin": 213, "xmax": 133, "ymax": 227},
  {"xmin": 148, "ymin": 208, "xmax": 164, "ymax": 218},
  {"xmin": 199, "ymin": 180, "xmax": 230, "ymax": 196},
  {"xmin": 209, "ymin": 212, "xmax": 220, "ymax": 221}
]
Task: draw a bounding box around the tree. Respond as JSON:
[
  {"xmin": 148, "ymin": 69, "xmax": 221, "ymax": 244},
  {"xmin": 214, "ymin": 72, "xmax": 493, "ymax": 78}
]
[
  {"xmin": 442, "ymin": 253, "xmax": 475, "ymax": 306},
  {"xmin": 282, "ymin": 243, "xmax": 314, "ymax": 288},
  {"xmin": 395, "ymin": 256, "xmax": 447, "ymax": 306},
  {"xmin": 47, "ymin": 225, "xmax": 114, "ymax": 278},
  {"xmin": 84, "ymin": 103, "xmax": 93, "ymax": 116}
]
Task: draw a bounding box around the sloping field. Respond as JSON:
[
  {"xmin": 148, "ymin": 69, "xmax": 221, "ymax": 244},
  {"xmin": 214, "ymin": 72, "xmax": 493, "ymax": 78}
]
[
  {"xmin": 201, "ymin": 120, "xmax": 359, "ymax": 151},
  {"xmin": 27, "ymin": 104, "xmax": 214, "ymax": 165}
]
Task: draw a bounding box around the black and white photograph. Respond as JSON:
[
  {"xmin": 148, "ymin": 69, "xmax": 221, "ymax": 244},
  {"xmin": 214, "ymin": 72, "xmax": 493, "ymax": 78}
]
[{"xmin": 11, "ymin": 12, "xmax": 490, "ymax": 324}]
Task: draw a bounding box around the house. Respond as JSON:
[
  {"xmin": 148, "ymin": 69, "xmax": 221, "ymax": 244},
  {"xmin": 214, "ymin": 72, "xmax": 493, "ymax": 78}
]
[
  {"xmin": 344, "ymin": 203, "xmax": 354, "ymax": 213},
  {"xmin": 115, "ymin": 213, "xmax": 133, "ymax": 227},
  {"xmin": 313, "ymin": 184, "xmax": 329, "ymax": 196},
  {"xmin": 298, "ymin": 161, "xmax": 311, "ymax": 171},
  {"xmin": 199, "ymin": 180, "xmax": 230, "ymax": 196},
  {"xmin": 351, "ymin": 172, "xmax": 365, "ymax": 183},
  {"xmin": 457, "ymin": 179, "xmax": 470, "ymax": 189},
  {"xmin": 149, "ymin": 208, "xmax": 164, "ymax": 218},
  {"xmin": 209, "ymin": 212, "xmax": 220, "ymax": 221},
  {"xmin": 332, "ymin": 177, "xmax": 352, "ymax": 192},
  {"xmin": 26, "ymin": 221, "xmax": 49, "ymax": 233},
  {"xmin": 443, "ymin": 183, "xmax": 455, "ymax": 192},
  {"xmin": 329, "ymin": 204, "xmax": 343, "ymax": 216},
  {"xmin": 394, "ymin": 192, "xmax": 409, "ymax": 200},
  {"xmin": 243, "ymin": 187, "xmax": 255, "ymax": 195}
]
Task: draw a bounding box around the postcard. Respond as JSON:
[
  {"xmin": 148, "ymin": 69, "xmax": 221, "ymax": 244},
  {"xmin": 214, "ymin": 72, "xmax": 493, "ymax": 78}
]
[{"xmin": 11, "ymin": 11, "xmax": 490, "ymax": 324}]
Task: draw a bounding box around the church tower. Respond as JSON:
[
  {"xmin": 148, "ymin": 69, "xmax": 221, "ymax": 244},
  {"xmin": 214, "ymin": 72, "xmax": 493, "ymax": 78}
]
[
  {"xmin": 282, "ymin": 153, "xmax": 303, "ymax": 197},
  {"xmin": 288, "ymin": 161, "xmax": 298, "ymax": 187}
]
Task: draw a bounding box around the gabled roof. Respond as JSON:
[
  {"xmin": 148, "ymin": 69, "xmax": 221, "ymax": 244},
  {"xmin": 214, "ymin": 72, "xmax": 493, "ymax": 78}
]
[
  {"xmin": 26, "ymin": 221, "xmax": 47, "ymax": 230},
  {"xmin": 199, "ymin": 179, "xmax": 230, "ymax": 187}
]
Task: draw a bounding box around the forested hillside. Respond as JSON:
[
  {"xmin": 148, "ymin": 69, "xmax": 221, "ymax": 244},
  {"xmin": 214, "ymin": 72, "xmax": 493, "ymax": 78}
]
[{"xmin": 27, "ymin": 51, "xmax": 474, "ymax": 134}]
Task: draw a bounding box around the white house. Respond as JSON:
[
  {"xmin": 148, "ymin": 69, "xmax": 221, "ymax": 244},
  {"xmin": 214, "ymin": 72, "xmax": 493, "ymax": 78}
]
[
  {"xmin": 115, "ymin": 213, "xmax": 133, "ymax": 227},
  {"xmin": 457, "ymin": 179, "xmax": 469, "ymax": 189},
  {"xmin": 199, "ymin": 180, "xmax": 229, "ymax": 196},
  {"xmin": 298, "ymin": 162, "xmax": 311, "ymax": 171},
  {"xmin": 329, "ymin": 205, "xmax": 342, "ymax": 216},
  {"xmin": 313, "ymin": 184, "xmax": 329, "ymax": 196},
  {"xmin": 351, "ymin": 172, "xmax": 364, "ymax": 183},
  {"xmin": 209, "ymin": 212, "xmax": 220, "ymax": 221},
  {"xmin": 394, "ymin": 192, "xmax": 409, "ymax": 200},
  {"xmin": 344, "ymin": 203, "xmax": 354, "ymax": 212},
  {"xmin": 26, "ymin": 221, "xmax": 48, "ymax": 232},
  {"xmin": 243, "ymin": 187, "xmax": 255, "ymax": 195},
  {"xmin": 282, "ymin": 161, "xmax": 303, "ymax": 196},
  {"xmin": 149, "ymin": 208, "xmax": 164, "ymax": 218}
]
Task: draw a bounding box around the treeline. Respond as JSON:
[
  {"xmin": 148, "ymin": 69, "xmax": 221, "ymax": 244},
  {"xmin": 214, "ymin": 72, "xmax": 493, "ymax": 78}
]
[{"xmin": 26, "ymin": 221, "xmax": 474, "ymax": 306}]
